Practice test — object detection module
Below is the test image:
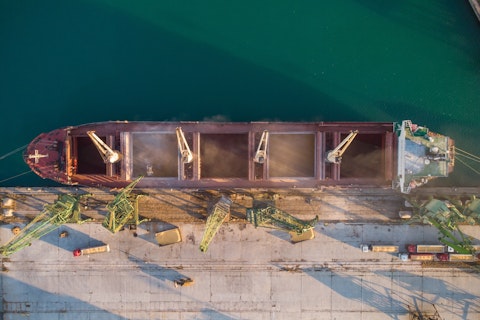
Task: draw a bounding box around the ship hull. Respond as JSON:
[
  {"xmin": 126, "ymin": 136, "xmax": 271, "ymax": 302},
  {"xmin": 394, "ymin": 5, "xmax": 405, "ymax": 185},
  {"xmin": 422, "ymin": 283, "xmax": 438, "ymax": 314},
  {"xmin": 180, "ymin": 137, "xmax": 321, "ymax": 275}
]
[{"xmin": 24, "ymin": 121, "xmax": 453, "ymax": 191}]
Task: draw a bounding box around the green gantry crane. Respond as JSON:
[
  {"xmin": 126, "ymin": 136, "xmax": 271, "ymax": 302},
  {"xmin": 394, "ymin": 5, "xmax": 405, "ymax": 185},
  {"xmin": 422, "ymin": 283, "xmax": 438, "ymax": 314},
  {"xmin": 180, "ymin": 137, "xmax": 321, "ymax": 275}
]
[
  {"xmin": 407, "ymin": 195, "xmax": 480, "ymax": 254},
  {"xmin": 0, "ymin": 193, "xmax": 90, "ymax": 256},
  {"xmin": 103, "ymin": 176, "xmax": 149, "ymax": 233},
  {"xmin": 246, "ymin": 206, "xmax": 318, "ymax": 235},
  {"xmin": 199, "ymin": 195, "xmax": 232, "ymax": 252}
]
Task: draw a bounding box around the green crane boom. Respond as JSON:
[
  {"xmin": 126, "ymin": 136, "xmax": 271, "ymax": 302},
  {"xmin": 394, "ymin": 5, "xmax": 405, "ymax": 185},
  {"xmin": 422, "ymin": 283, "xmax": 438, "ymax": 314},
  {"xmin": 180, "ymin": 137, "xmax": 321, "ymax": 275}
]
[
  {"xmin": 103, "ymin": 176, "xmax": 148, "ymax": 233},
  {"xmin": 407, "ymin": 197, "xmax": 475, "ymax": 254},
  {"xmin": 199, "ymin": 196, "xmax": 232, "ymax": 252},
  {"xmin": 0, "ymin": 193, "xmax": 89, "ymax": 256},
  {"xmin": 247, "ymin": 206, "xmax": 318, "ymax": 234}
]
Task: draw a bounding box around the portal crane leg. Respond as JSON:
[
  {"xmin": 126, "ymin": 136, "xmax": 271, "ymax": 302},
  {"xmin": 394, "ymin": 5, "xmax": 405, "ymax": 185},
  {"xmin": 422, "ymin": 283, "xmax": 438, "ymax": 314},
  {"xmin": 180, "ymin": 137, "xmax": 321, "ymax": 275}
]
[{"xmin": 103, "ymin": 176, "xmax": 149, "ymax": 233}]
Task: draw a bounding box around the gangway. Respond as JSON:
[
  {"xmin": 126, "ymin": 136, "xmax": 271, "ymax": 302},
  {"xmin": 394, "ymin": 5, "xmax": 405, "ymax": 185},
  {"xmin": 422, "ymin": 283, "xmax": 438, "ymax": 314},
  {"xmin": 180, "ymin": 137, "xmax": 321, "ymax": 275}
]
[
  {"xmin": 326, "ymin": 130, "xmax": 358, "ymax": 164},
  {"xmin": 246, "ymin": 206, "xmax": 318, "ymax": 235},
  {"xmin": 103, "ymin": 176, "xmax": 149, "ymax": 233},
  {"xmin": 0, "ymin": 193, "xmax": 91, "ymax": 256},
  {"xmin": 87, "ymin": 130, "xmax": 122, "ymax": 164},
  {"xmin": 253, "ymin": 130, "xmax": 269, "ymax": 164},
  {"xmin": 199, "ymin": 196, "xmax": 232, "ymax": 252}
]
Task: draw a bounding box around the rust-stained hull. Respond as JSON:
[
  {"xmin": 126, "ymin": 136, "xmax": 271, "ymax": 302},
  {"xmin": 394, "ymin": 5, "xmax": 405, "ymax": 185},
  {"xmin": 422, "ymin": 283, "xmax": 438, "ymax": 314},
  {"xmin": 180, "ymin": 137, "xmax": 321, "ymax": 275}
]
[{"xmin": 23, "ymin": 121, "xmax": 452, "ymax": 190}]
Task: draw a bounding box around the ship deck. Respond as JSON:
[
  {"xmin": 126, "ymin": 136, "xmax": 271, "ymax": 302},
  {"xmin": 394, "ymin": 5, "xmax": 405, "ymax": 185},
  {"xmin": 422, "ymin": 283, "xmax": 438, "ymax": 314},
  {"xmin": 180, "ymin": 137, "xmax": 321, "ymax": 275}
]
[{"xmin": 68, "ymin": 121, "xmax": 396, "ymax": 188}]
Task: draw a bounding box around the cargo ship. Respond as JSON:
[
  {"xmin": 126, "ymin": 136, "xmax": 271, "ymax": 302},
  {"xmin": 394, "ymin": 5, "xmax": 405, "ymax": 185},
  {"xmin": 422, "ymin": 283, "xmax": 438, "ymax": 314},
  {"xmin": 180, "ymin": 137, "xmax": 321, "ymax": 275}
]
[{"xmin": 24, "ymin": 120, "xmax": 454, "ymax": 192}]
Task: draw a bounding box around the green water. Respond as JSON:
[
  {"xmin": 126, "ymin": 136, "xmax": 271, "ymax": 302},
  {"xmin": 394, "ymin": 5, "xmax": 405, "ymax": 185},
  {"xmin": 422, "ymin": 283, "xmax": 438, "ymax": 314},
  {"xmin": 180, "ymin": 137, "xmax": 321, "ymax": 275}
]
[{"xmin": 1, "ymin": 1, "xmax": 479, "ymax": 187}]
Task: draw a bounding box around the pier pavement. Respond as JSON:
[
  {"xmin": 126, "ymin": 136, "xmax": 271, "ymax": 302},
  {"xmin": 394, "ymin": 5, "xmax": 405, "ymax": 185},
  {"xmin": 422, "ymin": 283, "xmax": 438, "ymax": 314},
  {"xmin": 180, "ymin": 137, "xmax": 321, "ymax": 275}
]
[{"xmin": 0, "ymin": 186, "xmax": 479, "ymax": 319}]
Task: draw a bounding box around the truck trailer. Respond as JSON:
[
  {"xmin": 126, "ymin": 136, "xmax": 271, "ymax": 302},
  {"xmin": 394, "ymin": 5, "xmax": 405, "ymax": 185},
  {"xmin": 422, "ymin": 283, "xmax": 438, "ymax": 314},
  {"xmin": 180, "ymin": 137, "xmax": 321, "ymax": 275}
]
[
  {"xmin": 361, "ymin": 244, "xmax": 399, "ymax": 253},
  {"xmin": 406, "ymin": 244, "xmax": 452, "ymax": 254},
  {"xmin": 73, "ymin": 244, "xmax": 110, "ymax": 257}
]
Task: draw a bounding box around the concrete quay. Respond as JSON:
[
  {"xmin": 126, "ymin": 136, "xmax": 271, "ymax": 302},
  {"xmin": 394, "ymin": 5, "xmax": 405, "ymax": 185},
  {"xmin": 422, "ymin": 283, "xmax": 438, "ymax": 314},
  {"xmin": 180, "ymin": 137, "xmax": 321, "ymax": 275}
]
[{"xmin": 0, "ymin": 186, "xmax": 479, "ymax": 319}]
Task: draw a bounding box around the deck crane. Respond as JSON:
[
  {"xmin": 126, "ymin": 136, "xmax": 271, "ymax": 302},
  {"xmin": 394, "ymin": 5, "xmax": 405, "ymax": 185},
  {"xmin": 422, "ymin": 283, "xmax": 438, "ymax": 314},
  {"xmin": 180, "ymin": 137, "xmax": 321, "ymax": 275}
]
[
  {"xmin": 87, "ymin": 130, "xmax": 122, "ymax": 164},
  {"xmin": 326, "ymin": 130, "xmax": 358, "ymax": 164},
  {"xmin": 103, "ymin": 176, "xmax": 149, "ymax": 233},
  {"xmin": 0, "ymin": 193, "xmax": 91, "ymax": 256},
  {"xmin": 247, "ymin": 206, "xmax": 318, "ymax": 235},
  {"xmin": 176, "ymin": 127, "xmax": 193, "ymax": 164},
  {"xmin": 199, "ymin": 196, "xmax": 232, "ymax": 252},
  {"xmin": 254, "ymin": 130, "xmax": 269, "ymax": 164}
]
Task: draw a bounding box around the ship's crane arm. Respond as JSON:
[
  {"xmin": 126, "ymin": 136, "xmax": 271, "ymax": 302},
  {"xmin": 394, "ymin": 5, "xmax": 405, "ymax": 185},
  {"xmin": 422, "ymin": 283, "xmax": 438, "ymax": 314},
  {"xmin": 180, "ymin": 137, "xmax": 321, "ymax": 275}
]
[
  {"xmin": 87, "ymin": 131, "xmax": 122, "ymax": 164},
  {"xmin": 176, "ymin": 127, "xmax": 193, "ymax": 164},
  {"xmin": 254, "ymin": 130, "xmax": 269, "ymax": 164},
  {"xmin": 326, "ymin": 130, "xmax": 358, "ymax": 164}
]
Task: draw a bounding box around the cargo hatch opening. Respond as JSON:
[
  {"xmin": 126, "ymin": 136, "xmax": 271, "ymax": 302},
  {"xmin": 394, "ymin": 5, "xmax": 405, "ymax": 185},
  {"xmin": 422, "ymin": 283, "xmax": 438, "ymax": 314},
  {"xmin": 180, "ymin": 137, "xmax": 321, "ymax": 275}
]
[
  {"xmin": 200, "ymin": 134, "xmax": 249, "ymax": 178},
  {"xmin": 75, "ymin": 136, "xmax": 106, "ymax": 174}
]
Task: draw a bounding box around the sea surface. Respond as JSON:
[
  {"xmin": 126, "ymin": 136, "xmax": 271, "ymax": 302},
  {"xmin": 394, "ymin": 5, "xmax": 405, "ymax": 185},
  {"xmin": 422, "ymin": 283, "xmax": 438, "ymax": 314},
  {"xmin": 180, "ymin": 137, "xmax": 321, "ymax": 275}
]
[{"xmin": 1, "ymin": 1, "xmax": 479, "ymax": 187}]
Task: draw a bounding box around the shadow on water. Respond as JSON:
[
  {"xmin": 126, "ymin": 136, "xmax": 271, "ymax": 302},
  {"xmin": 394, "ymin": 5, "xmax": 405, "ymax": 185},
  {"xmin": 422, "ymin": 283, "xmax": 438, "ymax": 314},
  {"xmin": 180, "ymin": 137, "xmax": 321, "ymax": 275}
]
[
  {"xmin": 1, "ymin": 274, "xmax": 129, "ymax": 319},
  {"xmin": 0, "ymin": 1, "xmax": 356, "ymax": 187},
  {"xmin": 353, "ymin": 0, "xmax": 480, "ymax": 62}
]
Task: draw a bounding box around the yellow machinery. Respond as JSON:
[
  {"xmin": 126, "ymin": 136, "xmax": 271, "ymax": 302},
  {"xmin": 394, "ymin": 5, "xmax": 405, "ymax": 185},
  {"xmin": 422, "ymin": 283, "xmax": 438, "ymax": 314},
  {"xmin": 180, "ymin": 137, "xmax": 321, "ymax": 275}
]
[
  {"xmin": 0, "ymin": 193, "xmax": 91, "ymax": 256},
  {"xmin": 199, "ymin": 195, "xmax": 232, "ymax": 252},
  {"xmin": 103, "ymin": 176, "xmax": 149, "ymax": 233}
]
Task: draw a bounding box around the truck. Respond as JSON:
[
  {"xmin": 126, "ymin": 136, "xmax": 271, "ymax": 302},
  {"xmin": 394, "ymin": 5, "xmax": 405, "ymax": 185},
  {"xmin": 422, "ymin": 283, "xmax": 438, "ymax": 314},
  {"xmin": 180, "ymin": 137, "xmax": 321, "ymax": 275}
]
[
  {"xmin": 406, "ymin": 244, "xmax": 452, "ymax": 254},
  {"xmin": 361, "ymin": 244, "xmax": 399, "ymax": 253},
  {"xmin": 436, "ymin": 253, "xmax": 479, "ymax": 262},
  {"xmin": 399, "ymin": 253, "xmax": 435, "ymax": 261},
  {"xmin": 399, "ymin": 252, "xmax": 480, "ymax": 262},
  {"xmin": 73, "ymin": 244, "xmax": 110, "ymax": 257}
]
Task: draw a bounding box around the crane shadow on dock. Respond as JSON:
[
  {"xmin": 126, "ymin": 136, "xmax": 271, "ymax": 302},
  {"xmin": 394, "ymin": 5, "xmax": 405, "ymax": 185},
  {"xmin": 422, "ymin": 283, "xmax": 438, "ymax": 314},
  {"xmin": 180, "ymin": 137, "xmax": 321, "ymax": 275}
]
[
  {"xmin": 127, "ymin": 253, "xmax": 187, "ymax": 285},
  {"xmin": 304, "ymin": 269, "xmax": 408, "ymax": 319},
  {"xmin": 1, "ymin": 275, "xmax": 129, "ymax": 319},
  {"xmin": 389, "ymin": 270, "xmax": 480, "ymax": 318},
  {"xmin": 38, "ymin": 224, "xmax": 107, "ymax": 253},
  {"xmin": 199, "ymin": 308, "xmax": 241, "ymax": 320}
]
